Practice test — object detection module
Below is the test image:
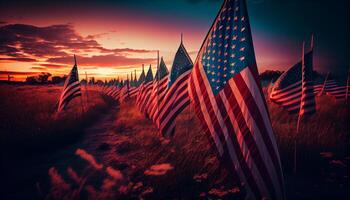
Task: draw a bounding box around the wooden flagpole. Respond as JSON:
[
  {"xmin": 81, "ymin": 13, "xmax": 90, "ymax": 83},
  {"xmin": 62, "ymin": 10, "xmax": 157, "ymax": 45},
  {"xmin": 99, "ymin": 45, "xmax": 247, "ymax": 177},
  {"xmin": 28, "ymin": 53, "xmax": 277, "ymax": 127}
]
[
  {"xmin": 127, "ymin": 73, "xmax": 130, "ymax": 98},
  {"xmin": 156, "ymin": 50, "xmax": 160, "ymax": 129},
  {"xmin": 319, "ymin": 72, "xmax": 330, "ymax": 96},
  {"xmin": 346, "ymin": 67, "xmax": 350, "ymax": 105},
  {"xmin": 182, "ymin": 33, "xmax": 192, "ymax": 136},
  {"xmin": 85, "ymin": 71, "xmax": 90, "ymax": 107},
  {"xmin": 294, "ymin": 41, "xmax": 305, "ymax": 174}
]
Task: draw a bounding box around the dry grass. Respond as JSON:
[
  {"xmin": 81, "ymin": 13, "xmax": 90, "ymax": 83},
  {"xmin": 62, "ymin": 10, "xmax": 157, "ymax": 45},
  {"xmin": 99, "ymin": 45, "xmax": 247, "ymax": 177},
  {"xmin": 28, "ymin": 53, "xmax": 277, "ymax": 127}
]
[
  {"xmin": 1, "ymin": 84, "xmax": 349, "ymax": 199},
  {"xmin": 112, "ymin": 101, "xmax": 241, "ymax": 199},
  {"xmin": 0, "ymin": 84, "xmax": 115, "ymax": 154},
  {"xmin": 40, "ymin": 91, "xmax": 349, "ymax": 200},
  {"xmin": 268, "ymin": 95, "xmax": 350, "ymax": 173}
]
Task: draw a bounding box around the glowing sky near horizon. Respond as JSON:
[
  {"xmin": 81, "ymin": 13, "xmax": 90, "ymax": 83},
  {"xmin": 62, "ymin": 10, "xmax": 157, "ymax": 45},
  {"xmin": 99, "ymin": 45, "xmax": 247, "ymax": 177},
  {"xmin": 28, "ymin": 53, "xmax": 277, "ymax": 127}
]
[{"xmin": 0, "ymin": 0, "xmax": 349, "ymax": 81}]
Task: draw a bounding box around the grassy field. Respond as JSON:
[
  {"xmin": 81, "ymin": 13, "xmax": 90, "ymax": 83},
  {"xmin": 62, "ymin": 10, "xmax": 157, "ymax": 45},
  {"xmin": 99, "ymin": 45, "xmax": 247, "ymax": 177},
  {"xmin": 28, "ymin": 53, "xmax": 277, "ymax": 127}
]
[
  {"xmin": 0, "ymin": 84, "xmax": 115, "ymax": 154},
  {"xmin": 45, "ymin": 92, "xmax": 349, "ymax": 199},
  {"xmin": 1, "ymin": 84, "xmax": 349, "ymax": 199}
]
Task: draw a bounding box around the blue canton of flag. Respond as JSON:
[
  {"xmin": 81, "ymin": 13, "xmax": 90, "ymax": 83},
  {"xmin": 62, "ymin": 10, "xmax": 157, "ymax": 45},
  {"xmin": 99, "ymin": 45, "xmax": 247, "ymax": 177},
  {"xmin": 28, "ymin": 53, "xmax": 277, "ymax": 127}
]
[
  {"xmin": 169, "ymin": 42, "xmax": 193, "ymax": 88},
  {"xmin": 202, "ymin": 0, "xmax": 256, "ymax": 95}
]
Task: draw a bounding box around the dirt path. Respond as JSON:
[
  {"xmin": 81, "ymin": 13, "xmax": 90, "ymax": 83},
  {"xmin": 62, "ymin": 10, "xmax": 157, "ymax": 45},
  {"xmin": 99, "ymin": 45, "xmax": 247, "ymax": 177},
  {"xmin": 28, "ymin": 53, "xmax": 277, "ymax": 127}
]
[{"xmin": 2, "ymin": 106, "xmax": 124, "ymax": 199}]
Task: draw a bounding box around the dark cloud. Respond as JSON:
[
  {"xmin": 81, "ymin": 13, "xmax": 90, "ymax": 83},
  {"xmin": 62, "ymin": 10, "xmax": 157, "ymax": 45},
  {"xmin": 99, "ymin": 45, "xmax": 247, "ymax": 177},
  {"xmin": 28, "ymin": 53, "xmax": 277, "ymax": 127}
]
[
  {"xmin": 0, "ymin": 57, "xmax": 37, "ymax": 62},
  {"xmin": 39, "ymin": 63, "xmax": 68, "ymax": 69},
  {"xmin": 0, "ymin": 23, "xmax": 156, "ymax": 66},
  {"xmin": 97, "ymin": 47, "xmax": 157, "ymax": 54},
  {"xmin": 47, "ymin": 55, "xmax": 156, "ymax": 67},
  {"xmin": 0, "ymin": 23, "xmax": 94, "ymax": 59},
  {"xmin": 31, "ymin": 66, "xmax": 47, "ymax": 70},
  {"xmin": 186, "ymin": 0, "xmax": 219, "ymax": 4},
  {"xmin": 0, "ymin": 71, "xmax": 40, "ymax": 75}
]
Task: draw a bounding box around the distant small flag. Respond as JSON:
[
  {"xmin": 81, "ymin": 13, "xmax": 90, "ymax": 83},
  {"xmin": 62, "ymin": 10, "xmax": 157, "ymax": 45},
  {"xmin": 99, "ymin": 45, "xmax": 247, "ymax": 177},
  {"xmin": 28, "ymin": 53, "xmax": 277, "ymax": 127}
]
[
  {"xmin": 137, "ymin": 65, "xmax": 153, "ymax": 114},
  {"xmin": 120, "ymin": 75, "xmax": 130, "ymax": 102},
  {"xmin": 147, "ymin": 57, "xmax": 169, "ymax": 120},
  {"xmin": 136, "ymin": 65, "xmax": 146, "ymax": 103},
  {"xmin": 122, "ymin": 72, "xmax": 141, "ymax": 99},
  {"xmin": 57, "ymin": 55, "xmax": 82, "ymax": 112},
  {"xmin": 112, "ymin": 86, "xmax": 122, "ymax": 99},
  {"xmin": 156, "ymin": 38, "xmax": 193, "ymax": 137},
  {"xmin": 133, "ymin": 70, "xmax": 138, "ymax": 86},
  {"xmin": 137, "ymin": 64, "xmax": 146, "ymax": 87},
  {"xmin": 106, "ymin": 85, "xmax": 115, "ymax": 96},
  {"xmin": 188, "ymin": 0, "xmax": 285, "ymax": 199},
  {"xmin": 314, "ymin": 73, "xmax": 350, "ymax": 100}
]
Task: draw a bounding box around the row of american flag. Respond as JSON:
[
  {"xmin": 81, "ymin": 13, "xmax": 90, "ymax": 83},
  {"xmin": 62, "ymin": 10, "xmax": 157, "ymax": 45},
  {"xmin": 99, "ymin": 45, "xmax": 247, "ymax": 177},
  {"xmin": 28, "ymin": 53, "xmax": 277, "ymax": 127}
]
[{"xmin": 56, "ymin": 0, "xmax": 349, "ymax": 199}]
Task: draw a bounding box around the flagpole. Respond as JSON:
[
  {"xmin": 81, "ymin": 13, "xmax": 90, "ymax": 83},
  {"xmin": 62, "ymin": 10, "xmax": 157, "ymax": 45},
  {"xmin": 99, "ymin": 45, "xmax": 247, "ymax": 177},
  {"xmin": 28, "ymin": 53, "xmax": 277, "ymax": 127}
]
[
  {"xmin": 75, "ymin": 55, "xmax": 85, "ymax": 115},
  {"xmin": 85, "ymin": 71, "xmax": 90, "ymax": 107},
  {"xmin": 127, "ymin": 74, "xmax": 130, "ymax": 98},
  {"xmin": 294, "ymin": 42, "xmax": 305, "ymax": 175},
  {"xmin": 319, "ymin": 72, "xmax": 330, "ymax": 96},
  {"xmin": 182, "ymin": 33, "xmax": 192, "ymax": 136},
  {"xmin": 346, "ymin": 66, "xmax": 350, "ymax": 105},
  {"xmin": 156, "ymin": 50, "xmax": 160, "ymax": 129}
]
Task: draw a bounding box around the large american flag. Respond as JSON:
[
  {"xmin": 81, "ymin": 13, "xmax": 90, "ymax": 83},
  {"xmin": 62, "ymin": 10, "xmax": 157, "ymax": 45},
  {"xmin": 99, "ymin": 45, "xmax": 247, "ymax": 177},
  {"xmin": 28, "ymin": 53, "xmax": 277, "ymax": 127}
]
[
  {"xmin": 147, "ymin": 57, "xmax": 169, "ymax": 120},
  {"xmin": 137, "ymin": 65, "xmax": 154, "ymax": 114},
  {"xmin": 270, "ymin": 51, "xmax": 314, "ymax": 113},
  {"xmin": 57, "ymin": 56, "xmax": 82, "ymax": 112},
  {"xmin": 155, "ymin": 40, "xmax": 193, "ymax": 137},
  {"xmin": 188, "ymin": 0, "xmax": 285, "ymax": 199}
]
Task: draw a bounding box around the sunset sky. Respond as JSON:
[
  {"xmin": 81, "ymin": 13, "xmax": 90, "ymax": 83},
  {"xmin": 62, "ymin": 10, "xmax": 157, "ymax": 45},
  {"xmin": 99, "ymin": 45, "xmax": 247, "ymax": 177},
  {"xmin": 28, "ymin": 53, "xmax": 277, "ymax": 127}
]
[{"xmin": 0, "ymin": 0, "xmax": 349, "ymax": 81}]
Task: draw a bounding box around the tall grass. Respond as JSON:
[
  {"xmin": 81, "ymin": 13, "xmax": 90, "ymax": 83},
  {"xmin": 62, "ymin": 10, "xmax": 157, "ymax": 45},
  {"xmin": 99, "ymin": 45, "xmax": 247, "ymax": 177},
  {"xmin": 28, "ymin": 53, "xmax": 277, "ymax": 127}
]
[
  {"xmin": 1, "ymin": 84, "xmax": 348, "ymax": 199},
  {"xmin": 43, "ymin": 92, "xmax": 349, "ymax": 199},
  {"xmin": 0, "ymin": 84, "xmax": 115, "ymax": 154},
  {"xmin": 268, "ymin": 95, "xmax": 350, "ymax": 173}
]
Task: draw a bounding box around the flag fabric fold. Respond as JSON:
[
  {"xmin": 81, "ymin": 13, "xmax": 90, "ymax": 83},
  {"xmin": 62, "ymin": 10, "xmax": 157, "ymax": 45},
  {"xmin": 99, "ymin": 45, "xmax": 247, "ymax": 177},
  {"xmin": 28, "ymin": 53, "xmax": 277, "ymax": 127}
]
[
  {"xmin": 156, "ymin": 40, "xmax": 193, "ymax": 137},
  {"xmin": 137, "ymin": 65, "xmax": 154, "ymax": 114},
  {"xmin": 299, "ymin": 43, "xmax": 316, "ymax": 117},
  {"xmin": 147, "ymin": 57, "xmax": 169, "ymax": 121},
  {"xmin": 270, "ymin": 51, "xmax": 314, "ymax": 114}
]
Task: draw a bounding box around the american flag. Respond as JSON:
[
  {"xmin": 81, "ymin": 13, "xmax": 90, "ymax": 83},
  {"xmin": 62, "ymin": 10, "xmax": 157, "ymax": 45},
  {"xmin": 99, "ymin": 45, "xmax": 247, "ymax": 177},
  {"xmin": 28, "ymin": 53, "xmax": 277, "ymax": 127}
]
[
  {"xmin": 135, "ymin": 65, "xmax": 146, "ymax": 103},
  {"xmin": 57, "ymin": 56, "xmax": 82, "ymax": 112},
  {"xmin": 106, "ymin": 85, "xmax": 116, "ymax": 96},
  {"xmin": 326, "ymin": 82, "xmax": 350, "ymax": 100},
  {"xmin": 137, "ymin": 65, "xmax": 154, "ymax": 114},
  {"xmin": 188, "ymin": 0, "xmax": 285, "ymax": 199},
  {"xmin": 299, "ymin": 43, "xmax": 316, "ymax": 117},
  {"xmin": 131, "ymin": 70, "xmax": 137, "ymax": 87},
  {"xmin": 129, "ymin": 86, "xmax": 139, "ymax": 98},
  {"xmin": 119, "ymin": 76, "xmax": 130, "ymax": 102},
  {"xmin": 270, "ymin": 51, "xmax": 313, "ymax": 113},
  {"xmin": 119, "ymin": 75, "xmax": 139, "ymax": 101},
  {"xmin": 155, "ymin": 40, "xmax": 193, "ymax": 137},
  {"xmin": 137, "ymin": 64, "xmax": 146, "ymax": 87},
  {"xmin": 147, "ymin": 57, "xmax": 169, "ymax": 120},
  {"xmin": 314, "ymin": 73, "xmax": 350, "ymax": 100}
]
